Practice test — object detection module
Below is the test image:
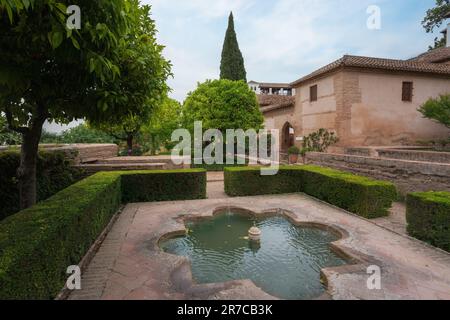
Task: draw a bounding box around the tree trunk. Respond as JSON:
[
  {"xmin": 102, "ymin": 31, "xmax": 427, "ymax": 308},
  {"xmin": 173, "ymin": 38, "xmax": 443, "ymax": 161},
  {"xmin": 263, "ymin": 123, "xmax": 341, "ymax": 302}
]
[
  {"xmin": 17, "ymin": 117, "xmax": 45, "ymax": 210},
  {"xmin": 126, "ymin": 134, "xmax": 133, "ymax": 156},
  {"xmin": 150, "ymin": 134, "xmax": 157, "ymax": 156}
]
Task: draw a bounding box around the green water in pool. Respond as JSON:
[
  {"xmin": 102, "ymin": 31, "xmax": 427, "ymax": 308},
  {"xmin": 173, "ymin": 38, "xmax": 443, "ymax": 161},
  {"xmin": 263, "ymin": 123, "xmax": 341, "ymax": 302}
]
[{"xmin": 160, "ymin": 211, "xmax": 347, "ymax": 300}]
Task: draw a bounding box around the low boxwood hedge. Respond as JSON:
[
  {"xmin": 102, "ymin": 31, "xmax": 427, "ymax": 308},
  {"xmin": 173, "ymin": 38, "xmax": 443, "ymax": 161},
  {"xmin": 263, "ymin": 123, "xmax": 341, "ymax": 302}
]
[
  {"xmin": 0, "ymin": 173, "xmax": 122, "ymax": 299},
  {"xmin": 121, "ymin": 169, "xmax": 207, "ymax": 202},
  {"xmin": 300, "ymin": 165, "xmax": 397, "ymax": 219},
  {"xmin": 224, "ymin": 166, "xmax": 303, "ymax": 196},
  {"xmin": 406, "ymin": 192, "xmax": 450, "ymax": 252},
  {"xmin": 224, "ymin": 165, "xmax": 397, "ymax": 218},
  {"xmin": 0, "ymin": 169, "xmax": 206, "ymax": 299}
]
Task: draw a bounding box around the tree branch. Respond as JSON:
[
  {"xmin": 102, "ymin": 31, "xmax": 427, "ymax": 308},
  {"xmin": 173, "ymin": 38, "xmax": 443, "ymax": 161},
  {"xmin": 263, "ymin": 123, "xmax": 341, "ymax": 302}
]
[{"xmin": 109, "ymin": 132, "xmax": 127, "ymax": 141}]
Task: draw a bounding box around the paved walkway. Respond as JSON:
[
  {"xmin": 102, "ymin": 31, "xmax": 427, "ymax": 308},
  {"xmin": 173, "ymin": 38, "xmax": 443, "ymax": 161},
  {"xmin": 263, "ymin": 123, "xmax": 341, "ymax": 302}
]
[
  {"xmin": 69, "ymin": 190, "xmax": 450, "ymax": 300},
  {"xmin": 207, "ymin": 172, "xmax": 228, "ymax": 200}
]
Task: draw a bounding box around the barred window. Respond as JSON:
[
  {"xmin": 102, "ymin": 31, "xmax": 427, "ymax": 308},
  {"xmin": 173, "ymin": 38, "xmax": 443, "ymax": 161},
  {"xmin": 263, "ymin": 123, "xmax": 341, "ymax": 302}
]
[
  {"xmin": 310, "ymin": 85, "xmax": 318, "ymax": 102},
  {"xmin": 402, "ymin": 82, "xmax": 413, "ymax": 102}
]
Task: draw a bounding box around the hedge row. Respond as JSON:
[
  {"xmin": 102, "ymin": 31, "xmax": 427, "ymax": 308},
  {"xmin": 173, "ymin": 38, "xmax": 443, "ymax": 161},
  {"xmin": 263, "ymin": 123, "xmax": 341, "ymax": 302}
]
[
  {"xmin": 224, "ymin": 166, "xmax": 303, "ymax": 196},
  {"xmin": 406, "ymin": 192, "xmax": 450, "ymax": 252},
  {"xmin": 121, "ymin": 169, "xmax": 207, "ymax": 202},
  {"xmin": 300, "ymin": 166, "xmax": 397, "ymax": 219},
  {"xmin": 224, "ymin": 165, "xmax": 397, "ymax": 219},
  {"xmin": 0, "ymin": 150, "xmax": 83, "ymax": 220},
  {"xmin": 0, "ymin": 169, "xmax": 207, "ymax": 299}
]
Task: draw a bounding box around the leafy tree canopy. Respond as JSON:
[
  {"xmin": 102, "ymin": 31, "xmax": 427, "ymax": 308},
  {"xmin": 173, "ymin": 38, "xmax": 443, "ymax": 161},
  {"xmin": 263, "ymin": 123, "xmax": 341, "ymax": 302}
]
[
  {"xmin": 142, "ymin": 97, "xmax": 182, "ymax": 154},
  {"xmin": 0, "ymin": 0, "xmax": 170, "ymax": 209},
  {"xmin": 0, "ymin": 113, "xmax": 21, "ymax": 145},
  {"xmin": 182, "ymin": 79, "xmax": 264, "ymax": 134},
  {"xmin": 40, "ymin": 124, "xmax": 116, "ymax": 144},
  {"xmin": 418, "ymin": 94, "xmax": 450, "ymax": 129},
  {"xmin": 422, "ymin": 0, "xmax": 450, "ymax": 49}
]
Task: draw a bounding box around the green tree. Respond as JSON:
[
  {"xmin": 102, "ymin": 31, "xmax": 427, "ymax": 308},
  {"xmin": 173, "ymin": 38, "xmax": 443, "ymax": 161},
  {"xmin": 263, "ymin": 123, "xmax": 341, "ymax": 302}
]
[
  {"xmin": 220, "ymin": 12, "xmax": 247, "ymax": 82},
  {"xmin": 92, "ymin": 4, "xmax": 171, "ymax": 155},
  {"xmin": 418, "ymin": 94, "xmax": 450, "ymax": 129},
  {"xmin": 142, "ymin": 97, "xmax": 182, "ymax": 155},
  {"xmin": 94, "ymin": 115, "xmax": 144, "ymax": 155},
  {"xmin": 0, "ymin": 113, "xmax": 21, "ymax": 145},
  {"xmin": 422, "ymin": 0, "xmax": 450, "ymax": 49},
  {"xmin": 0, "ymin": 0, "xmax": 167, "ymax": 209},
  {"xmin": 40, "ymin": 124, "xmax": 117, "ymax": 144},
  {"xmin": 182, "ymin": 79, "xmax": 263, "ymax": 133}
]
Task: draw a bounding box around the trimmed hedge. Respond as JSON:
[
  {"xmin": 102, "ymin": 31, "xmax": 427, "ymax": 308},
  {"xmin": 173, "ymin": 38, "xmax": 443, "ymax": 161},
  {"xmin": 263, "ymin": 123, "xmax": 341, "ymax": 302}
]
[
  {"xmin": 121, "ymin": 169, "xmax": 207, "ymax": 202},
  {"xmin": 0, "ymin": 173, "xmax": 122, "ymax": 299},
  {"xmin": 224, "ymin": 166, "xmax": 303, "ymax": 196},
  {"xmin": 0, "ymin": 150, "xmax": 83, "ymax": 220},
  {"xmin": 0, "ymin": 169, "xmax": 206, "ymax": 299},
  {"xmin": 300, "ymin": 165, "xmax": 397, "ymax": 219},
  {"xmin": 406, "ymin": 192, "xmax": 450, "ymax": 252},
  {"xmin": 224, "ymin": 165, "xmax": 397, "ymax": 218}
]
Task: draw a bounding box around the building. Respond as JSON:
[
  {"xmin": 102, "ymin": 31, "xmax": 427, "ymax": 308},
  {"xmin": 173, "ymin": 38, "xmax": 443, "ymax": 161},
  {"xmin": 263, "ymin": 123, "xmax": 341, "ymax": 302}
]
[
  {"xmin": 248, "ymin": 81, "xmax": 294, "ymax": 96},
  {"xmin": 258, "ymin": 27, "xmax": 450, "ymax": 150}
]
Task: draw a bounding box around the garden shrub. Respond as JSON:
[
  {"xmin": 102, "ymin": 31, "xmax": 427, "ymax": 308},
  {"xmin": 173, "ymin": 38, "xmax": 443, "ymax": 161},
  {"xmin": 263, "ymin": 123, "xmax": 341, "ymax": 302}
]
[
  {"xmin": 121, "ymin": 169, "xmax": 207, "ymax": 202},
  {"xmin": 224, "ymin": 165, "xmax": 397, "ymax": 218},
  {"xmin": 0, "ymin": 169, "xmax": 207, "ymax": 299},
  {"xmin": 0, "ymin": 150, "xmax": 84, "ymax": 220},
  {"xmin": 0, "ymin": 173, "xmax": 122, "ymax": 299},
  {"xmin": 224, "ymin": 166, "xmax": 303, "ymax": 197},
  {"xmin": 406, "ymin": 192, "xmax": 450, "ymax": 252},
  {"xmin": 300, "ymin": 165, "xmax": 397, "ymax": 219}
]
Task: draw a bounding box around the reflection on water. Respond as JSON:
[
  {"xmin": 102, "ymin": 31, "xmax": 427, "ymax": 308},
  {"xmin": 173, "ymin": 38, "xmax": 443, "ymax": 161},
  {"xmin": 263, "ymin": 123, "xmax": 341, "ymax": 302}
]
[{"xmin": 160, "ymin": 212, "xmax": 346, "ymax": 300}]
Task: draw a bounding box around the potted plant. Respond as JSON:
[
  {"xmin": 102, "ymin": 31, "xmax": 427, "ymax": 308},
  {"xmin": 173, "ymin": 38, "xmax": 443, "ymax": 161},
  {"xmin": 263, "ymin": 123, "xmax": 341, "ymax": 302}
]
[
  {"xmin": 300, "ymin": 147, "xmax": 308, "ymax": 164},
  {"xmin": 288, "ymin": 146, "xmax": 301, "ymax": 164}
]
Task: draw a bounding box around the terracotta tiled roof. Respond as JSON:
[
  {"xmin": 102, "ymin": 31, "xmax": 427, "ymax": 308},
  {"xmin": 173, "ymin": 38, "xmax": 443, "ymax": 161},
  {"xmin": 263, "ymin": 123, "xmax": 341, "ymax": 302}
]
[
  {"xmin": 257, "ymin": 94, "xmax": 295, "ymax": 113},
  {"xmin": 409, "ymin": 47, "xmax": 450, "ymax": 64},
  {"xmin": 291, "ymin": 54, "xmax": 450, "ymax": 86}
]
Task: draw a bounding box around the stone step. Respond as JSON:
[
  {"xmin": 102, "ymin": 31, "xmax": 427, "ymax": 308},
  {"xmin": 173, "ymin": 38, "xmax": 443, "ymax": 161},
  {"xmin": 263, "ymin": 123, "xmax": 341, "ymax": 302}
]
[
  {"xmin": 98, "ymin": 156, "xmax": 189, "ymax": 165},
  {"xmin": 75, "ymin": 163, "xmax": 166, "ymax": 173}
]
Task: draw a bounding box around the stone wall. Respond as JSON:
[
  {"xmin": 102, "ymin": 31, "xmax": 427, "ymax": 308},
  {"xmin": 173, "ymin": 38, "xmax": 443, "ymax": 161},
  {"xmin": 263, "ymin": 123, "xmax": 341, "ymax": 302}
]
[
  {"xmin": 0, "ymin": 144, "xmax": 118, "ymax": 164},
  {"xmin": 42, "ymin": 144, "xmax": 119, "ymax": 164},
  {"xmin": 305, "ymin": 152, "xmax": 450, "ymax": 196},
  {"xmin": 377, "ymin": 148, "xmax": 450, "ymax": 164}
]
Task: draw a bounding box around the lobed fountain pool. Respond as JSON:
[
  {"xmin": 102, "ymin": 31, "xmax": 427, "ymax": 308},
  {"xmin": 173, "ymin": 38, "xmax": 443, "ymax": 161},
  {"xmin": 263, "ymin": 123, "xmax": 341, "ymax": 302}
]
[{"xmin": 160, "ymin": 210, "xmax": 348, "ymax": 300}]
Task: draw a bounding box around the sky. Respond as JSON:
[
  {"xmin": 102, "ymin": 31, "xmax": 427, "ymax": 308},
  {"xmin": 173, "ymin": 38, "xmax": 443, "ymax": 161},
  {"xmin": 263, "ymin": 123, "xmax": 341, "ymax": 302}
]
[
  {"xmin": 145, "ymin": 0, "xmax": 442, "ymax": 102},
  {"xmin": 45, "ymin": 0, "xmax": 443, "ymax": 132}
]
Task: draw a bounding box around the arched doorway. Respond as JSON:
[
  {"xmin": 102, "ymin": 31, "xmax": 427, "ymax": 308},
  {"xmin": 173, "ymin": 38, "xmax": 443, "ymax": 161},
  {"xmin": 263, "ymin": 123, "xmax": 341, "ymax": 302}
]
[{"xmin": 282, "ymin": 122, "xmax": 295, "ymax": 153}]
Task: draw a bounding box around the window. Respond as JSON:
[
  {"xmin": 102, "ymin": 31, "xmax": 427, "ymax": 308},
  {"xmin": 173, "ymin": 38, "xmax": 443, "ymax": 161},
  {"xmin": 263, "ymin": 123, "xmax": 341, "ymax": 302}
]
[
  {"xmin": 402, "ymin": 81, "xmax": 413, "ymax": 102},
  {"xmin": 310, "ymin": 85, "xmax": 318, "ymax": 102}
]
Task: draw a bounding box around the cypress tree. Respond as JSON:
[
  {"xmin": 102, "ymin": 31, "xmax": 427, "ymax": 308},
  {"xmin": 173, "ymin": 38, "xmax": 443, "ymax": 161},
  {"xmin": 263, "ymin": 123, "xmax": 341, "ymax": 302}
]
[{"xmin": 220, "ymin": 12, "xmax": 247, "ymax": 82}]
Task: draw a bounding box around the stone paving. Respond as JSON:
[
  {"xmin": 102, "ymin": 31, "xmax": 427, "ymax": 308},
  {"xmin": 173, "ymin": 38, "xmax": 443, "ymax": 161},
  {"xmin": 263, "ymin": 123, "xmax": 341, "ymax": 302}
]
[{"xmin": 69, "ymin": 188, "xmax": 450, "ymax": 300}]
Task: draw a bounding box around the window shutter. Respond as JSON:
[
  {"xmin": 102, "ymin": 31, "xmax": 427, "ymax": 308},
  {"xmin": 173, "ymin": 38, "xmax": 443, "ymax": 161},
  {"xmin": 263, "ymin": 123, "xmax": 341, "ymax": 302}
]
[
  {"xmin": 310, "ymin": 85, "xmax": 318, "ymax": 102},
  {"xmin": 402, "ymin": 82, "xmax": 413, "ymax": 102}
]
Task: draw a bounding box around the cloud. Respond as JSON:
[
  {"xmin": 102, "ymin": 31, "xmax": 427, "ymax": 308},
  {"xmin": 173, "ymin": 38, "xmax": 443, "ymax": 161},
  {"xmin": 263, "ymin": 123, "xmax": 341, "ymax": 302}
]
[
  {"xmin": 145, "ymin": 0, "xmax": 437, "ymax": 102},
  {"xmin": 149, "ymin": 0, "xmax": 256, "ymax": 19}
]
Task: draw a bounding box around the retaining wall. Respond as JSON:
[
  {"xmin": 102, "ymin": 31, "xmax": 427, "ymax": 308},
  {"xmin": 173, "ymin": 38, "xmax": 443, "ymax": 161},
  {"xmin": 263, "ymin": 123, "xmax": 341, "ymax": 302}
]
[{"xmin": 305, "ymin": 152, "xmax": 450, "ymax": 196}]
